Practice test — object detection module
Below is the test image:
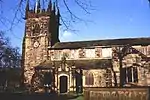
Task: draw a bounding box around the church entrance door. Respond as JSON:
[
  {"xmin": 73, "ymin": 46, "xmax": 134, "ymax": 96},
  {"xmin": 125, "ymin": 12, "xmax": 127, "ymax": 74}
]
[{"xmin": 60, "ymin": 76, "xmax": 68, "ymax": 93}]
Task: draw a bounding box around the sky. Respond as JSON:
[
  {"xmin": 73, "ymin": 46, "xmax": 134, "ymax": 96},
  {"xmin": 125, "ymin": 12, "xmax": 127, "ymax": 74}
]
[{"xmin": 0, "ymin": 0, "xmax": 150, "ymax": 53}]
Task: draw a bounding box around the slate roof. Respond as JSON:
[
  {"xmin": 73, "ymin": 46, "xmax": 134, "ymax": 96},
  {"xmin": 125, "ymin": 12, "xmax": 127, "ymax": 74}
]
[{"xmin": 49, "ymin": 37, "xmax": 150, "ymax": 50}]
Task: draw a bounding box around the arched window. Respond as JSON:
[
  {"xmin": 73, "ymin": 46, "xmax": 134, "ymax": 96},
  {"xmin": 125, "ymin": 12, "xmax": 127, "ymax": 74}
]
[
  {"xmin": 85, "ymin": 72, "xmax": 94, "ymax": 85},
  {"xmin": 125, "ymin": 66, "xmax": 138, "ymax": 83},
  {"xmin": 32, "ymin": 24, "xmax": 40, "ymax": 36}
]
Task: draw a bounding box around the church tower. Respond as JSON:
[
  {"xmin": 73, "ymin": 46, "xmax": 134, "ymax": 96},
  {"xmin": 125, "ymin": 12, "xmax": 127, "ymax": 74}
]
[{"xmin": 22, "ymin": 0, "xmax": 60, "ymax": 87}]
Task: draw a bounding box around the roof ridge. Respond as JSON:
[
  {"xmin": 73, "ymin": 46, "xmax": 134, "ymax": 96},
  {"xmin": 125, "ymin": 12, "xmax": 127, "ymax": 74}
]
[
  {"xmin": 49, "ymin": 37, "xmax": 150, "ymax": 49},
  {"xmin": 59, "ymin": 37, "xmax": 150, "ymax": 44}
]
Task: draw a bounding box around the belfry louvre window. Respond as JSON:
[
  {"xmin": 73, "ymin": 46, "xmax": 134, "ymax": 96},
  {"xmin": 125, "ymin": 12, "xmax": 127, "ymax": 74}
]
[{"xmin": 85, "ymin": 72, "xmax": 94, "ymax": 85}]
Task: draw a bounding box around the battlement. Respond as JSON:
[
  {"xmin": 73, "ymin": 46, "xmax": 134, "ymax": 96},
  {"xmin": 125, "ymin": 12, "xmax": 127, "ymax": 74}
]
[{"xmin": 25, "ymin": 0, "xmax": 59, "ymax": 19}]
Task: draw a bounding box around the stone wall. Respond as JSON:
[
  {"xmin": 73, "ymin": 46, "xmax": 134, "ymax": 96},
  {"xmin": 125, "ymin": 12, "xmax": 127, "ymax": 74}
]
[
  {"xmin": 50, "ymin": 47, "xmax": 112, "ymax": 60},
  {"xmin": 83, "ymin": 69, "xmax": 107, "ymax": 87},
  {"xmin": 49, "ymin": 45, "xmax": 150, "ymax": 88},
  {"xmin": 23, "ymin": 16, "xmax": 51, "ymax": 86},
  {"xmin": 84, "ymin": 87, "xmax": 150, "ymax": 100}
]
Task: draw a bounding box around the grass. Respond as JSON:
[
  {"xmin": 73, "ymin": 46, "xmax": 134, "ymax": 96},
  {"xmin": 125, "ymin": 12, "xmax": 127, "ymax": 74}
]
[
  {"xmin": 71, "ymin": 95, "xmax": 83, "ymax": 100},
  {"xmin": 0, "ymin": 90, "xmax": 84, "ymax": 100},
  {"xmin": 59, "ymin": 92, "xmax": 84, "ymax": 100}
]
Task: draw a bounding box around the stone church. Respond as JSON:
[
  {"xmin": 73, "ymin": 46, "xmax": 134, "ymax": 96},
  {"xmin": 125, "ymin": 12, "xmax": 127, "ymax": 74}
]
[{"xmin": 22, "ymin": 0, "xmax": 150, "ymax": 93}]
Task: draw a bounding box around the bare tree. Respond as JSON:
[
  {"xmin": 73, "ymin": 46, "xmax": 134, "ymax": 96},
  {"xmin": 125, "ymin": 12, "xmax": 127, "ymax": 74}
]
[
  {"xmin": 112, "ymin": 44, "xmax": 150, "ymax": 87},
  {"xmin": 0, "ymin": 31, "xmax": 21, "ymax": 91},
  {"xmin": 0, "ymin": 0, "xmax": 94, "ymax": 33}
]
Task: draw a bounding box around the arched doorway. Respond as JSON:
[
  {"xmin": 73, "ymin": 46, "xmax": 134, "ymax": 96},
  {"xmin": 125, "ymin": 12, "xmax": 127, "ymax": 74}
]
[{"xmin": 60, "ymin": 76, "xmax": 68, "ymax": 93}]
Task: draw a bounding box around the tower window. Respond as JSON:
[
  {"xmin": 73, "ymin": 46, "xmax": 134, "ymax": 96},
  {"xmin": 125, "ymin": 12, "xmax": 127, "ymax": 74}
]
[{"xmin": 32, "ymin": 24, "xmax": 40, "ymax": 36}]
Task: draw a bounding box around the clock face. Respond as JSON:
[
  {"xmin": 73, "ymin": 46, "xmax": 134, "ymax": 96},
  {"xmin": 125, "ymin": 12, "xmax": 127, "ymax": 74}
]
[{"xmin": 33, "ymin": 41, "xmax": 40, "ymax": 48}]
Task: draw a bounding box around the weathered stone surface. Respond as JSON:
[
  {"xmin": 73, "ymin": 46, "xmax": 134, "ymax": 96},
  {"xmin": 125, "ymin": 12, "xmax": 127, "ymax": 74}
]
[
  {"xmin": 84, "ymin": 87, "xmax": 150, "ymax": 100},
  {"xmin": 22, "ymin": 1, "xmax": 150, "ymax": 93}
]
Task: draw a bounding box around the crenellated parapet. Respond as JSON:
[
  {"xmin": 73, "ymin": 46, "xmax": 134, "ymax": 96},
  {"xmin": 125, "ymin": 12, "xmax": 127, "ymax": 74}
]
[{"xmin": 25, "ymin": 0, "xmax": 60, "ymax": 19}]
